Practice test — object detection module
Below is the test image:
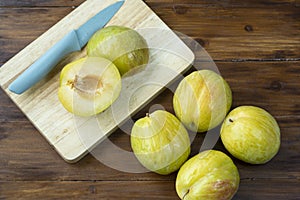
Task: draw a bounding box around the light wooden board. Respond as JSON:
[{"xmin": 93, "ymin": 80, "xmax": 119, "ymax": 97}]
[{"xmin": 0, "ymin": 0, "xmax": 194, "ymax": 162}]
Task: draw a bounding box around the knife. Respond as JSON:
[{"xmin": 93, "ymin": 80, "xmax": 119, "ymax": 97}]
[{"xmin": 8, "ymin": 1, "xmax": 124, "ymax": 94}]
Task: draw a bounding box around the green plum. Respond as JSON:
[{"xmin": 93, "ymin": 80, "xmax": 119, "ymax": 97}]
[
  {"xmin": 176, "ymin": 150, "xmax": 240, "ymax": 200},
  {"xmin": 130, "ymin": 110, "xmax": 190, "ymax": 175},
  {"xmin": 87, "ymin": 25, "xmax": 149, "ymax": 75},
  {"xmin": 221, "ymin": 106, "xmax": 281, "ymax": 164},
  {"xmin": 173, "ymin": 70, "xmax": 232, "ymax": 132}
]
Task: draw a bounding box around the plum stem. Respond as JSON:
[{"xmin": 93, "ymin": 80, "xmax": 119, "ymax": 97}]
[
  {"xmin": 182, "ymin": 189, "xmax": 190, "ymax": 199},
  {"xmin": 146, "ymin": 113, "xmax": 149, "ymax": 117}
]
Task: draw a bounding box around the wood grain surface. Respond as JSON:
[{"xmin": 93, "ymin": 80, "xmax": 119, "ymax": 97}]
[{"xmin": 1, "ymin": 0, "xmax": 300, "ymax": 199}]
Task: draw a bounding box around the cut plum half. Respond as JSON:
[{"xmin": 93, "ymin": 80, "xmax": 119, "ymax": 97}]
[{"xmin": 58, "ymin": 57, "xmax": 121, "ymax": 117}]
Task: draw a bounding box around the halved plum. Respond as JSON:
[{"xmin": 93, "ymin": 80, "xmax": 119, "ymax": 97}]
[{"xmin": 58, "ymin": 57, "xmax": 121, "ymax": 117}]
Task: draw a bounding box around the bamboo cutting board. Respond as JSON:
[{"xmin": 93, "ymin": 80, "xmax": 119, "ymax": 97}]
[{"xmin": 0, "ymin": 0, "xmax": 194, "ymax": 162}]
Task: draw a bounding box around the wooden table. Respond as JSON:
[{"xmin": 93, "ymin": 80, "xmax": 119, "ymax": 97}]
[{"xmin": 0, "ymin": 0, "xmax": 299, "ymax": 199}]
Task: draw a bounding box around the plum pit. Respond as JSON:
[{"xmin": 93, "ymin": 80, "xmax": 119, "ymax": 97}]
[{"xmin": 73, "ymin": 75, "xmax": 103, "ymax": 95}]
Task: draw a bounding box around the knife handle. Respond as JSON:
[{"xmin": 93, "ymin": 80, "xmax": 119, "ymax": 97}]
[{"xmin": 8, "ymin": 30, "xmax": 81, "ymax": 94}]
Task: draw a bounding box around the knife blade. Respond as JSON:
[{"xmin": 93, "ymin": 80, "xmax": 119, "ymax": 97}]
[{"xmin": 8, "ymin": 0, "xmax": 124, "ymax": 94}]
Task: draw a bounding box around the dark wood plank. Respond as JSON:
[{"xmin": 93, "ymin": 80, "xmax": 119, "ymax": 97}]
[
  {"xmin": 0, "ymin": 7, "xmax": 74, "ymax": 64},
  {"xmin": 0, "ymin": 181, "xmax": 178, "ymax": 199},
  {"xmin": 146, "ymin": 4, "xmax": 300, "ymax": 61},
  {"xmin": 0, "ymin": 179, "xmax": 299, "ymax": 200},
  {"xmin": 235, "ymin": 179, "xmax": 300, "ymax": 200},
  {"xmin": 0, "ymin": 0, "xmax": 84, "ymax": 7},
  {"xmin": 145, "ymin": 0, "xmax": 299, "ymax": 6},
  {"xmin": 1, "ymin": 0, "xmax": 300, "ymax": 63},
  {"xmin": 208, "ymin": 61, "xmax": 300, "ymax": 117}
]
